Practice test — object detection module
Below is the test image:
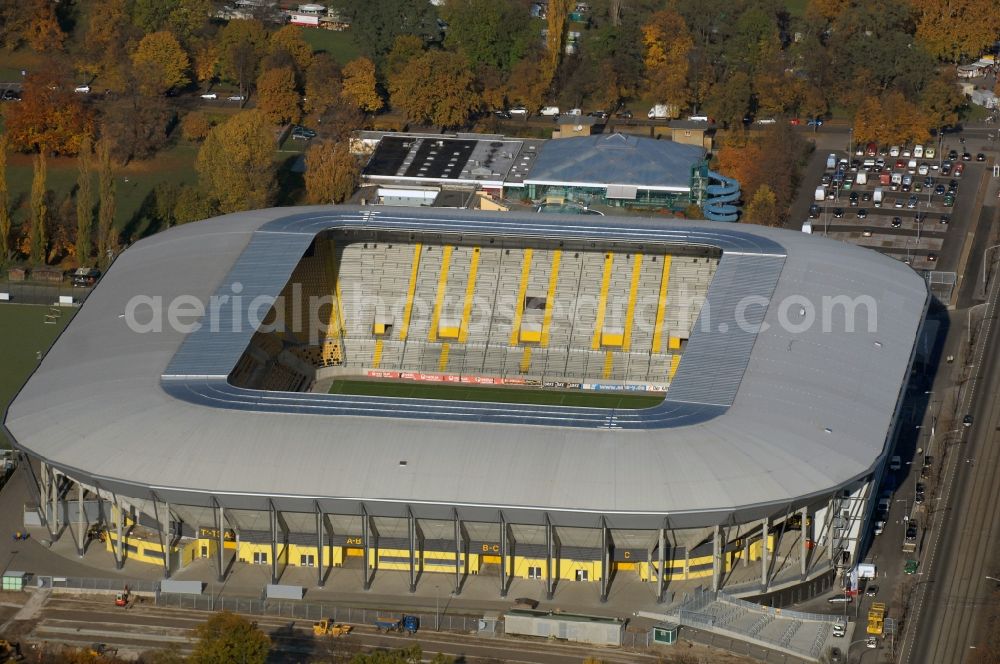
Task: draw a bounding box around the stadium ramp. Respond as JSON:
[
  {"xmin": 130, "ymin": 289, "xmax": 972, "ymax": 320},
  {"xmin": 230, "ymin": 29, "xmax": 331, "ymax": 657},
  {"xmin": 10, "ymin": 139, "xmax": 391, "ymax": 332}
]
[{"xmin": 703, "ymin": 170, "xmax": 741, "ymax": 222}]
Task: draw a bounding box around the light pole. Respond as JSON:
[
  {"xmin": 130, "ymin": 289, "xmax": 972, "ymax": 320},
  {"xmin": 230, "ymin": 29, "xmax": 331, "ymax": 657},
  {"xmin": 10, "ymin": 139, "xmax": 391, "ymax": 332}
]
[
  {"xmin": 434, "ymin": 584, "xmax": 440, "ymax": 631},
  {"xmin": 848, "ymin": 128, "xmax": 854, "ymax": 155}
]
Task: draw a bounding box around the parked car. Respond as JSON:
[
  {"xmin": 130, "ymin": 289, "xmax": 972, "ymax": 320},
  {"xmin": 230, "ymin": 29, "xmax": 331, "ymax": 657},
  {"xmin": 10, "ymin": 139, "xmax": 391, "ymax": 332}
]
[
  {"xmin": 904, "ymin": 559, "xmax": 919, "ymax": 575},
  {"xmin": 907, "ymin": 196, "xmax": 918, "ymax": 208},
  {"xmin": 539, "ymin": 106, "xmax": 560, "ymax": 116},
  {"xmin": 833, "ymin": 208, "xmax": 845, "ymax": 218},
  {"xmin": 962, "ymin": 152, "xmax": 972, "ymax": 161},
  {"xmin": 789, "ymin": 117, "xmax": 801, "ymax": 125},
  {"xmin": 935, "ymin": 184, "xmax": 946, "ymax": 195},
  {"xmin": 964, "ymin": 414, "xmax": 974, "ymax": 427},
  {"xmin": 918, "ymin": 163, "xmax": 929, "ymax": 175},
  {"xmin": 615, "ymin": 109, "xmax": 633, "ymax": 119},
  {"xmin": 874, "ymin": 520, "xmax": 885, "ymax": 535},
  {"xmin": 944, "ymin": 194, "xmax": 955, "ymax": 207},
  {"xmin": 74, "ymin": 84, "xmax": 91, "ymax": 93},
  {"xmin": 850, "ymin": 191, "xmax": 859, "ymax": 206},
  {"xmin": 857, "ymin": 208, "xmax": 868, "ymax": 219},
  {"xmin": 948, "ymin": 149, "xmax": 958, "ymax": 160},
  {"xmin": 894, "ymin": 198, "xmax": 904, "ymax": 208},
  {"xmin": 588, "ymin": 110, "xmax": 608, "ymax": 119},
  {"xmin": 809, "ymin": 204, "xmax": 821, "ymax": 219},
  {"xmin": 928, "ymin": 253, "xmax": 937, "ymax": 262},
  {"xmin": 510, "ymin": 106, "xmax": 529, "ymax": 117},
  {"xmin": 955, "ymin": 163, "xmax": 965, "ymax": 176},
  {"xmin": 889, "ymin": 455, "xmax": 902, "ymax": 471},
  {"xmin": 200, "ymin": 92, "xmax": 218, "ymax": 100},
  {"xmin": 976, "ymin": 153, "xmax": 986, "ymax": 162},
  {"xmin": 862, "ymin": 228, "xmax": 872, "ymax": 237},
  {"xmin": 567, "ymin": 108, "xmax": 582, "ymax": 115},
  {"xmin": 807, "ymin": 117, "xmax": 824, "ymax": 126},
  {"xmin": 291, "ymin": 125, "xmax": 317, "ymax": 140},
  {"xmin": 905, "ymin": 523, "xmax": 918, "ymax": 542},
  {"xmin": 891, "ymin": 217, "xmax": 902, "ymax": 228},
  {"xmin": 0, "ymin": 89, "xmax": 19, "ymax": 101},
  {"xmin": 941, "ymin": 163, "xmax": 952, "ymax": 175},
  {"xmin": 925, "ymin": 146, "xmax": 936, "ymax": 158},
  {"xmin": 862, "ymin": 191, "xmax": 871, "ymax": 201},
  {"xmin": 227, "ymin": 95, "xmax": 245, "ymax": 102},
  {"xmin": 865, "ymin": 584, "xmax": 879, "ymax": 597},
  {"xmin": 756, "ymin": 117, "xmax": 777, "ymax": 125},
  {"xmin": 940, "ymin": 215, "xmax": 950, "ymax": 225},
  {"xmin": 827, "ymin": 594, "xmax": 852, "ymax": 604}
]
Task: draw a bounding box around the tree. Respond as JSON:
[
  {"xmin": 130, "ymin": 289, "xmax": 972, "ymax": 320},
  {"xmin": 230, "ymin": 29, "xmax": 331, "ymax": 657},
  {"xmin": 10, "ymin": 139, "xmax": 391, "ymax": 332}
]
[
  {"xmin": 385, "ymin": 35, "xmax": 425, "ymax": 80},
  {"xmin": 168, "ymin": 0, "xmax": 213, "ymax": 45},
  {"xmin": 218, "ymin": 19, "xmax": 270, "ymax": 97},
  {"xmin": 196, "ymin": 110, "xmax": 276, "ymax": 213},
  {"xmin": 191, "ymin": 612, "xmax": 270, "ymax": 664},
  {"xmin": 337, "ymin": 0, "xmax": 436, "ymax": 59},
  {"xmin": 192, "ymin": 39, "xmax": 220, "ymax": 89},
  {"xmin": 912, "ymin": 0, "xmax": 1000, "ymax": 62},
  {"xmin": 78, "ymin": 0, "xmax": 138, "ymax": 93},
  {"xmin": 304, "ymin": 53, "xmax": 341, "ymax": 118},
  {"xmin": 348, "ymin": 645, "xmax": 452, "ymax": 664},
  {"xmin": 703, "ymin": 70, "xmax": 751, "ymax": 129},
  {"xmin": 173, "ymin": 184, "xmax": 216, "ymax": 224},
  {"xmin": 97, "ymin": 137, "xmax": 117, "ymax": 265},
  {"xmin": 920, "ymin": 68, "xmax": 965, "ymax": 129},
  {"xmin": 440, "ymin": 0, "xmax": 535, "ymax": 72},
  {"xmin": 341, "ymin": 57, "xmax": 383, "ymax": 113},
  {"xmin": 25, "ymin": 2, "xmax": 65, "ymax": 52},
  {"xmin": 305, "ymin": 141, "xmax": 358, "ymax": 204},
  {"xmin": 389, "ymin": 50, "xmax": 480, "ymax": 128},
  {"xmin": 101, "ymin": 85, "xmax": 174, "ymax": 163},
  {"xmin": 29, "ymin": 153, "xmax": 48, "ymax": 265},
  {"xmin": 744, "ymin": 184, "xmax": 780, "ymax": 226},
  {"xmin": 642, "ymin": 9, "xmax": 693, "ymax": 109},
  {"xmin": 181, "ymin": 111, "xmax": 213, "ymax": 142},
  {"xmin": 269, "ymin": 25, "xmax": 313, "ymax": 75},
  {"xmin": 544, "ymin": 0, "xmax": 572, "ymax": 87},
  {"xmin": 76, "ymin": 135, "xmax": 94, "ymax": 266},
  {"xmin": 506, "ymin": 52, "xmax": 550, "ymax": 111},
  {"xmin": 0, "ymin": 135, "xmax": 10, "ymax": 264},
  {"xmin": 256, "ymin": 67, "xmax": 301, "ymax": 125},
  {"xmin": 132, "ymin": 31, "xmax": 191, "ymax": 95},
  {"xmin": 3, "ymin": 70, "xmax": 95, "ymax": 155}
]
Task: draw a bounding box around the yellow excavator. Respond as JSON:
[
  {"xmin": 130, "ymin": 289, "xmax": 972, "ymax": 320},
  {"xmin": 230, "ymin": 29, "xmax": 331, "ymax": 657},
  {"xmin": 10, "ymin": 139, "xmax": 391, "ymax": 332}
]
[{"xmin": 312, "ymin": 618, "xmax": 352, "ymax": 637}]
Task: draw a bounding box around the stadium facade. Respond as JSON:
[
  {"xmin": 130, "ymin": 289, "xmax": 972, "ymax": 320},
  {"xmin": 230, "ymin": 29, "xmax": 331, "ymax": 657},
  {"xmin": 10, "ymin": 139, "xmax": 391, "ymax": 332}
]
[{"xmin": 4, "ymin": 206, "xmax": 928, "ymax": 601}]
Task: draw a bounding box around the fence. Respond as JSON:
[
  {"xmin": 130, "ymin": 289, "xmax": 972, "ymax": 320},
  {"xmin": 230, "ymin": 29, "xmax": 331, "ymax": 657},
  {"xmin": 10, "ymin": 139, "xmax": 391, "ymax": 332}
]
[
  {"xmin": 41, "ymin": 576, "xmax": 482, "ymax": 634},
  {"xmin": 0, "ymin": 279, "xmax": 92, "ymax": 306},
  {"xmin": 717, "ymin": 590, "xmax": 841, "ymax": 623}
]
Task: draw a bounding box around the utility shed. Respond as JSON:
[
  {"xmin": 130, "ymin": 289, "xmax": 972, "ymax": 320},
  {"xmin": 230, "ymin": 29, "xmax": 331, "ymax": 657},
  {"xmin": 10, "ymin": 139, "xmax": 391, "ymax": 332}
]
[{"xmin": 503, "ymin": 609, "xmax": 625, "ymax": 646}]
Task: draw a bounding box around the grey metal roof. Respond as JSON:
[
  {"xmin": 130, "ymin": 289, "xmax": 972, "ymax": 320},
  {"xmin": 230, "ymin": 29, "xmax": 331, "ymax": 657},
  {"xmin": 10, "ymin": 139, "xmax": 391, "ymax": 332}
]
[
  {"xmin": 4, "ymin": 207, "xmax": 928, "ymax": 529},
  {"xmin": 524, "ymin": 134, "xmax": 706, "ymax": 191}
]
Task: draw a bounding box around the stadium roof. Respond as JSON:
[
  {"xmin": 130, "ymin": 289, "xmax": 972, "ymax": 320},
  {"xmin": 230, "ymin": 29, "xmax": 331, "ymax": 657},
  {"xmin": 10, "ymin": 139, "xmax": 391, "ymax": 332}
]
[
  {"xmin": 4, "ymin": 207, "xmax": 928, "ymax": 529},
  {"xmin": 524, "ymin": 134, "xmax": 707, "ymax": 192}
]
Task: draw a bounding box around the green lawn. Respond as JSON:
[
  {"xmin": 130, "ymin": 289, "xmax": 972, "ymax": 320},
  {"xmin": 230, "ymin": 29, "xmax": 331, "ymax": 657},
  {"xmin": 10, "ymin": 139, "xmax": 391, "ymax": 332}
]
[
  {"xmin": 784, "ymin": 0, "xmax": 809, "ymax": 17},
  {"xmin": 328, "ymin": 379, "xmax": 664, "ymax": 408},
  {"xmin": 4, "ymin": 142, "xmax": 200, "ymax": 244},
  {"xmin": 0, "ymin": 304, "xmax": 75, "ymax": 441},
  {"xmin": 300, "ymin": 28, "xmax": 362, "ymax": 64}
]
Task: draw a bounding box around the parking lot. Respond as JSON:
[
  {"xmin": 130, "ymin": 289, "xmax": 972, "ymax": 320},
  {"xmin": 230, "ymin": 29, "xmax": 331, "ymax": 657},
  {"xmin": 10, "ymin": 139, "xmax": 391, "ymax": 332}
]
[{"xmin": 805, "ymin": 144, "xmax": 988, "ymax": 271}]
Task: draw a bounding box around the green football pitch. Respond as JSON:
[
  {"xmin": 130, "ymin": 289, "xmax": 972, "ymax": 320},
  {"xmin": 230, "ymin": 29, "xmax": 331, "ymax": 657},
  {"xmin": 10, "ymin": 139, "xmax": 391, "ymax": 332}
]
[
  {"xmin": 0, "ymin": 304, "xmax": 75, "ymax": 439},
  {"xmin": 328, "ymin": 379, "xmax": 664, "ymax": 408}
]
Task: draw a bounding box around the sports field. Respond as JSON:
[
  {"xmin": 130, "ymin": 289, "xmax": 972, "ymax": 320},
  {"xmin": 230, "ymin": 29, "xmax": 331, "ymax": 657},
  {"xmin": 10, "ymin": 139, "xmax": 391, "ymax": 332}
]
[
  {"xmin": 0, "ymin": 304, "xmax": 75, "ymax": 441},
  {"xmin": 328, "ymin": 379, "xmax": 664, "ymax": 408}
]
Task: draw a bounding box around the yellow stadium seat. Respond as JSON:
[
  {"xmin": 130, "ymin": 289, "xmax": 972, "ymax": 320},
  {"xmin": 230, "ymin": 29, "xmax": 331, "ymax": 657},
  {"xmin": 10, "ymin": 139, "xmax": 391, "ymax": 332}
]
[
  {"xmin": 668, "ymin": 336, "xmax": 682, "ymax": 350},
  {"xmin": 601, "ymin": 331, "xmax": 624, "ymax": 347},
  {"xmin": 520, "ymin": 328, "xmax": 542, "ymax": 343}
]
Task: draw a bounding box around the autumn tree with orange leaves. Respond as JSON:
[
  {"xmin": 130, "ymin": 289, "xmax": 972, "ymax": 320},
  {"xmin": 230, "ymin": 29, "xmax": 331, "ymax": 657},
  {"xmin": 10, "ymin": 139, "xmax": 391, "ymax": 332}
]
[
  {"xmin": 642, "ymin": 9, "xmax": 693, "ymax": 112},
  {"xmin": 4, "ymin": 70, "xmax": 94, "ymax": 155},
  {"xmin": 911, "ymin": 0, "xmax": 1000, "ymax": 62}
]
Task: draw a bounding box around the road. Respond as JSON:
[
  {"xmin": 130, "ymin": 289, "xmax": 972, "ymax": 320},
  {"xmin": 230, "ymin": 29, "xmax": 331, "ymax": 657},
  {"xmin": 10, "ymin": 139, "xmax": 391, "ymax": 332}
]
[
  {"xmin": 903, "ymin": 208, "xmax": 1000, "ymax": 664},
  {"xmin": 18, "ymin": 594, "xmax": 667, "ymax": 664}
]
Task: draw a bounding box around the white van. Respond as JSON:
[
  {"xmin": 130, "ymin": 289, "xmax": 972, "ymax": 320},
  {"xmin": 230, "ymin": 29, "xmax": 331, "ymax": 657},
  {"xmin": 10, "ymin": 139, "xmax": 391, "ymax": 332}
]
[
  {"xmin": 873, "ymin": 188, "xmax": 884, "ymax": 206},
  {"xmin": 891, "ymin": 172, "xmax": 903, "ymax": 185},
  {"xmin": 889, "ymin": 145, "xmax": 901, "ymax": 157},
  {"xmin": 815, "ymin": 186, "xmax": 827, "ymax": 201},
  {"xmin": 801, "ymin": 221, "xmax": 813, "ymax": 234},
  {"xmin": 914, "ymin": 144, "xmax": 924, "ymax": 158},
  {"xmin": 856, "ymin": 172, "xmax": 868, "ymax": 185},
  {"xmin": 826, "ymin": 153, "xmax": 837, "ymax": 169}
]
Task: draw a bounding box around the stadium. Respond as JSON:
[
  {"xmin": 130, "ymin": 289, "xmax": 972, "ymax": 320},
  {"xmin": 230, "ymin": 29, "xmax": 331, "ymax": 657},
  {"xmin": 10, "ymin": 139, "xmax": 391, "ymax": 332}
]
[{"xmin": 4, "ymin": 206, "xmax": 928, "ymax": 603}]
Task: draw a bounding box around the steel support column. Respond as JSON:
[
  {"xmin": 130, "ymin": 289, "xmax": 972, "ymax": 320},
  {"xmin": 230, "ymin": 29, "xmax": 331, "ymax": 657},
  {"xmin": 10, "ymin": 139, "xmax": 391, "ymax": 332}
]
[
  {"xmin": 114, "ymin": 496, "xmax": 124, "ymax": 569},
  {"xmin": 800, "ymin": 506, "xmax": 809, "ymax": 576},
  {"xmin": 545, "ymin": 514, "xmax": 555, "ymax": 601},
  {"xmin": 712, "ymin": 524, "xmax": 721, "ymax": 592},
  {"xmin": 315, "ymin": 501, "xmax": 325, "ymax": 587},
  {"xmin": 362, "ymin": 505, "xmax": 372, "ymax": 591},
  {"xmin": 827, "ymin": 498, "xmax": 836, "ymax": 567},
  {"xmin": 214, "ymin": 500, "xmax": 226, "ymax": 582},
  {"xmin": 657, "ymin": 526, "xmax": 667, "ymax": 603},
  {"xmin": 453, "ymin": 509, "xmax": 462, "ymax": 596},
  {"xmin": 76, "ymin": 482, "xmax": 85, "ymax": 557},
  {"xmin": 761, "ymin": 516, "xmax": 769, "ymax": 589},
  {"xmin": 407, "ymin": 507, "xmax": 417, "ymax": 593},
  {"xmin": 499, "ymin": 512, "xmax": 508, "ymax": 598},
  {"xmin": 151, "ymin": 495, "xmax": 171, "ymax": 578},
  {"xmin": 684, "ymin": 549, "xmax": 690, "ymax": 579},
  {"xmin": 600, "ymin": 517, "xmax": 609, "ymax": 603},
  {"xmin": 269, "ymin": 500, "xmax": 279, "ymax": 585}
]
